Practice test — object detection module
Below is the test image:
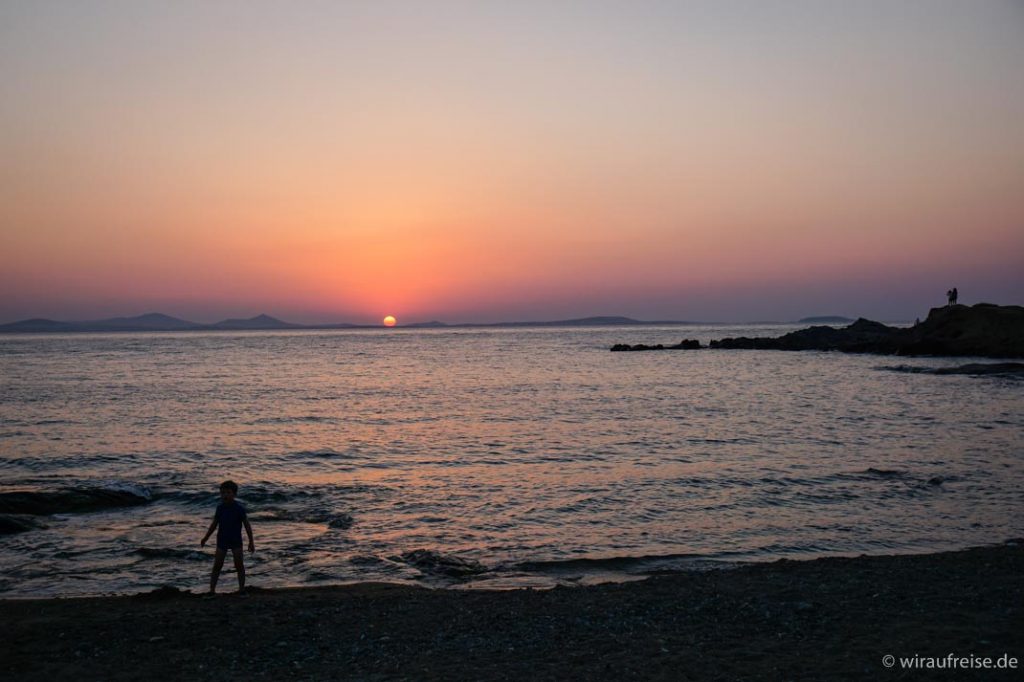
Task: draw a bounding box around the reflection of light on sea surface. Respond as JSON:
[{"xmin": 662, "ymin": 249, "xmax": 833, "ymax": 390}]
[{"xmin": 0, "ymin": 325, "xmax": 1021, "ymax": 596}]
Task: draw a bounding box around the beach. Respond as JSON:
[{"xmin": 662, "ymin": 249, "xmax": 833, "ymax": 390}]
[{"xmin": 3, "ymin": 543, "xmax": 1020, "ymax": 680}]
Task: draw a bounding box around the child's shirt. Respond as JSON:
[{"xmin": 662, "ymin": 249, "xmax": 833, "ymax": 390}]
[{"xmin": 215, "ymin": 501, "xmax": 247, "ymax": 548}]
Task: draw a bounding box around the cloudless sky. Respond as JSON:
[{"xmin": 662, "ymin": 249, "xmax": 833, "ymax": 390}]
[{"xmin": 2, "ymin": 0, "xmax": 1022, "ymax": 324}]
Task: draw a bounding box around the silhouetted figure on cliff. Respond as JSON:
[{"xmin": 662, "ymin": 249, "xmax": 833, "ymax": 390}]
[{"xmin": 951, "ymin": 287, "xmax": 958, "ymax": 305}]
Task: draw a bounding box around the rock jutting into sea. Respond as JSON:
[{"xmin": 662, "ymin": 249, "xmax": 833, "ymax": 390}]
[
  {"xmin": 610, "ymin": 339, "xmax": 703, "ymax": 352},
  {"xmin": 708, "ymin": 304, "xmax": 1024, "ymax": 358},
  {"xmin": 395, "ymin": 549, "xmax": 488, "ymax": 578}
]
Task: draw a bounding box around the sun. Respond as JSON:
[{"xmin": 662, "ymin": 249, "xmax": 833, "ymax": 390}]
[{"xmin": 383, "ymin": 315, "xmax": 397, "ymax": 327}]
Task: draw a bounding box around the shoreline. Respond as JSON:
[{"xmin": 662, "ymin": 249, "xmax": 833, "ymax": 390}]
[
  {"xmin": 3, "ymin": 543, "xmax": 1020, "ymax": 680},
  {"xmin": 0, "ymin": 541, "xmax": 1008, "ymax": 600}
]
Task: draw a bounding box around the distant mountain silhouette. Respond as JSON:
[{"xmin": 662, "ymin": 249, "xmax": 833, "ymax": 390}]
[
  {"xmin": 85, "ymin": 313, "xmax": 200, "ymax": 331},
  {"xmin": 405, "ymin": 320, "xmax": 449, "ymax": 328},
  {"xmin": 0, "ymin": 313, "xmax": 202, "ymax": 333},
  {"xmin": 211, "ymin": 314, "xmax": 299, "ymax": 330},
  {"xmin": 0, "ymin": 318, "xmax": 78, "ymax": 333},
  {"xmin": 481, "ymin": 316, "xmax": 695, "ymax": 327},
  {"xmin": 797, "ymin": 315, "xmax": 855, "ymax": 324},
  {"xmin": 0, "ymin": 312, "xmax": 698, "ymax": 333}
]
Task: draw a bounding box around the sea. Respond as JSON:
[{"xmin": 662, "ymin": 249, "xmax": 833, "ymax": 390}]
[{"xmin": 1, "ymin": 325, "xmax": 1022, "ymax": 597}]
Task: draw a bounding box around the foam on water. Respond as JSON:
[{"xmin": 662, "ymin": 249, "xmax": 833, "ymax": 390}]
[{"xmin": 1, "ymin": 326, "xmax": 1022, "ymax": 596}]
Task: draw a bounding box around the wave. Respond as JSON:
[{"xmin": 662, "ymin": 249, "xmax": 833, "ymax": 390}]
[
  {"xmin": 859, "ymin": 467, "xmax": 906, "ymax": 479},
  {"xmin": 292, "ymin": 449, "xmax": 361, "ymax": 460},
  {"xmin": 878, "ymin": 362, "xmax": 1024, "ymax": 376},
  {"xmin": 155, "ymin": 485, "xmax": 326, "ymax": 506},
  {"xmin": 510, "ymin": 551, "xmax": 707, "ymax": 574},
  {"xmin": 249, "ymin": 509, "xmax": 354, "ymax": 528},
  {"xmin": 135, "ymin": 547, "xmax": 207, "ymax": 562},
  {"xmin": 0, "ymin": 485, "xmax": 152, "ymax": 516},
  {"xmin": 0, "ymin": 514, "xmax": 48, "ymax": 535},
  {"xmin": 251, "ymin": 415, "xmax": 339, "ymax": 424},
  {"xmin": 0, "ymin": 453, "xmax": 140, "ymax": 471},
  {"xmin": 849, "ymin": 468, "xmax": 952, "ymax": 487}
]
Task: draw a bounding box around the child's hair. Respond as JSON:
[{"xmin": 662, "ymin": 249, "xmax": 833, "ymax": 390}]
[{"xmin": 219, "ymin": 480, "xmax": 239, "ymax": 494}]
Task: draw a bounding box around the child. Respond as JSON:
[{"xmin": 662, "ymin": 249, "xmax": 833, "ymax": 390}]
[{"xmin": 200, "ymin": 480, "xmax": 255, "ymax": 595}]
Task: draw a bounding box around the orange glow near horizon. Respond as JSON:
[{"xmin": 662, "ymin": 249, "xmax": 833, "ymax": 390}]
[
  {"xmin": 1, "ymin": 3, "xmax": 1022, "ymax": 324},
  {"xmin": 383, "ymin": 316, "xmax": 397, "ymax": 327}
]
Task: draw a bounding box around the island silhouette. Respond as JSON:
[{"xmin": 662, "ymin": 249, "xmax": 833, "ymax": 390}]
[
  {"xmin": 0, "ymin": 313, "xmax": 356, "ymax": 333},
  {"xmin": 0, "ymin": 313, "xmax": 786, "ymax": 333}
]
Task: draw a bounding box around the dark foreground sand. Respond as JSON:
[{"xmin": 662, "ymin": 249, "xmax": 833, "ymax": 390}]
[{"xmin": 2, "ymin": 544, "xmax": 1021, "ymax": 681}]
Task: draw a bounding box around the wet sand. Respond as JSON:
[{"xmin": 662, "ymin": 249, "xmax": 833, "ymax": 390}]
[{"xmin": 2, "ymin": 544, "xmax": 1021, "ymax": 681}]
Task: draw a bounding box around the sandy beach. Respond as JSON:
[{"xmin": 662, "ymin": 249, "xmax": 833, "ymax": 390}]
[{"xmin": 2, "ymin": 543, "xmax": 1020, "ymax": 681}]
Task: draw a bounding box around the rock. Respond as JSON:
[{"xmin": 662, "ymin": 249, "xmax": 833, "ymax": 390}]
[
  {"xmin": 898, "ymin": 303, "xmax": 1024, "ymax": 358},
  {"xmin": 132, "ymin": 585, "xmax": 187, "ymax": 601},
  {"xmin": 397, "ymin": 549, "xmax": 487, "ymax": 578},
  {"xmin": 710, "ymin": 318, "xmax": 899, "ymax": 353},
  {"xmin": 610, "ymin": 339, "xmax": 702, "ymax": 351},
  {"xmin": 709, "ymin": 304, "xmax": 1024, "ymax": 359},
  {"xmin": 611, "ymin": 343, "xmax": 664, "ymax": 351}
]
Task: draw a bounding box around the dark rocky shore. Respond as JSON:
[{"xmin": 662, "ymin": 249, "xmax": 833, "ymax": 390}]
[
  {"xmin": 711, "ymin": 303, "xmax": 1023, "ymax": 357},
  {"xmin": 612, "ymin": 304, "xmax": 1024, "ymax": 358},
  {"xmin": 2, "ymin": 544, "xmax": 1021, "ymax": 681}
]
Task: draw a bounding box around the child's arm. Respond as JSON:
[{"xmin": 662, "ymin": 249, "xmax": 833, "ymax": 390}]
[
  {"xmin": 244, "ymin": 518, "xmax": 255, "ymax": 553},
  {"xmin": 200, "ymin": 514, "xmax": 218, "ymax": 547}
]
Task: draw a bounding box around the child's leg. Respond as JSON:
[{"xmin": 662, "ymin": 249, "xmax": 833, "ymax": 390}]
[
  {"xmin": 210, "ymin": 548, "xmax": 227, "ymax": 593},
  {"xmin": 231, "ymin": 547, "xmax": 245, "ymax": 591}
]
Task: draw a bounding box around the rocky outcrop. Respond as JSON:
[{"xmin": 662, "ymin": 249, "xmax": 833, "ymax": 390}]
[
  {"xmin": 708, "ymin": 304, "xmax": 1023, "ymax": 358},
  {"xmin": 894, "ymin": 303, "xmax": 1024, "ymax": 358},
  {"xmin": 397, "ymin": 549, "xmax": 487, "ymax": 578},
  {"xmin": 610, "ymin": 339, "xmax": 703, "ymax": 351},
  {"xmin": 710, "ymin": 319, "xmax": 899, "ymax": 353}
]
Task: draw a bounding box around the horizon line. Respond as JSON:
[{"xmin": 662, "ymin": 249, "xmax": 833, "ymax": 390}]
[{"xmin": 0, "ymin": 310, "xmax": 919, "ymax": 332}]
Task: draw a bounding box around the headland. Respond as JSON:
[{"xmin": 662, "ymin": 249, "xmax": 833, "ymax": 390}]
[{"xmin": 613, "ymin": 304, "xmax": 1024, "ymax": 359}]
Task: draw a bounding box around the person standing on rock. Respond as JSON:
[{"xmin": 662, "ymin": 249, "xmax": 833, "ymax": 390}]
[
  {"xmin": 952, "ymin": 287, "xmax": 958, "ymax": 305},
  {"xmin": 946, "ymin": 289, "xmax": 954, "ymax": 306}
]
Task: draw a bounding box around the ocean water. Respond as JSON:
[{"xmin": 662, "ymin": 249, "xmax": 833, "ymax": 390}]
[{"xmin": 1, "ymin": 325, "xmax": 1022, "ymax": 597}]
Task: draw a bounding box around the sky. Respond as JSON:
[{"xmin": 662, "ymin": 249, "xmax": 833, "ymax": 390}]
[{"xmin": 1, "ymin": 0, "xmax": 1022, "ymax": 324}]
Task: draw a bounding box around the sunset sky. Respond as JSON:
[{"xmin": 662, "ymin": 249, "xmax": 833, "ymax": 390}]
[{"xmin": 2, "ymin": 1, "xmax": 1022, "ymax": 324}]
